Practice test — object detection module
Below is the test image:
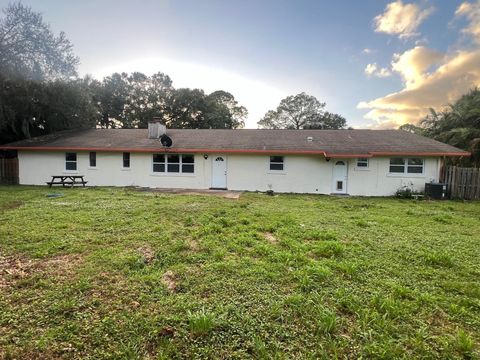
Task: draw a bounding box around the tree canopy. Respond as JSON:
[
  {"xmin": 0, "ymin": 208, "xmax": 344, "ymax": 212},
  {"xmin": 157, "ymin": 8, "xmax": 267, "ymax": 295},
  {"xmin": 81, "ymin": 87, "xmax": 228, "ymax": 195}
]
[
  {"xmin": 400, "ymin": 88, "xmax": 480, "ymax": 166},
  {"xmin": 257, "ymin": 92, "xmax": 347, "ymax": 130},
  {"xmin": 421, "ymin": 88, "xmax": 480, "ymax": 166},
  {"xmin": 0, "ymin": 2, "xmax": 248, "ymax": 145},
  {"xmin": 0, "ymin": 2, "xmax": 78, "ymax": 80}
]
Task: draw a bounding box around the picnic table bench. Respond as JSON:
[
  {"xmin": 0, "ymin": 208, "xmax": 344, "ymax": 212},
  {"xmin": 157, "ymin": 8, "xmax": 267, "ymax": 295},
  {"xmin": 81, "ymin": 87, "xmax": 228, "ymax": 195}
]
[{"xmin": 46, "ymin": 175, "xmax": 87, "ymax": 188}]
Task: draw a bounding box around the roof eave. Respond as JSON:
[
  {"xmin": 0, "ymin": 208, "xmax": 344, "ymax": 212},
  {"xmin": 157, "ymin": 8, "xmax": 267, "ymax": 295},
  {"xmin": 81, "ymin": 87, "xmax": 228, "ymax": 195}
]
[{"xmin": 1, "ymin": 146, "xmax": 470, "ymax": 157}]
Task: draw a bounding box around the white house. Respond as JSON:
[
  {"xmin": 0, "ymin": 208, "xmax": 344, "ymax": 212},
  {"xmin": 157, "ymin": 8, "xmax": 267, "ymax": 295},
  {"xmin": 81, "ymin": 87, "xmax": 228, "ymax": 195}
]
[{"xmin": 0, "ymin": 121, "xmax": 469, "ymax": 196}]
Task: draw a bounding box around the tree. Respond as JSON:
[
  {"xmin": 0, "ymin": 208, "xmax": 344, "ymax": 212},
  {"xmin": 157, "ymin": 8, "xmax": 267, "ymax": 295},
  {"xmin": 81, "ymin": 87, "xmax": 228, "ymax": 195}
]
[
  {"xmin": 420, "ymin": 88, "xmax": 480, "ymax": 166},
  {"xmin": 204, "ymin": 90, "xmax": 247, "ymax": 129},
  {"xmin": 163, "ymin": 88, "xmax": 207, "ymax": 128},
  {"xmin": 257, "ymin": 92, "xmax": 347, "ymax": 129},
  {"xmin": 93, "ymin": 75, "xmax": 247, "ymax": 130},
  {"xmin": 0, "ymin": 75, "xmax": 97, "ymax": 143},
  {"xmin": 0, "ymin": 2, "xmax": 79, "ymax": 80},
  {"xmin": 304, "ymin": 111, "xmax": 347, "ymax": 130},
  {"xmin": 93, "ymin": 72, "xmax": 173, "ymax": 128},
  {"xmin": 399, "ymin": 123, "xmax": 425, "ymax": 135}
]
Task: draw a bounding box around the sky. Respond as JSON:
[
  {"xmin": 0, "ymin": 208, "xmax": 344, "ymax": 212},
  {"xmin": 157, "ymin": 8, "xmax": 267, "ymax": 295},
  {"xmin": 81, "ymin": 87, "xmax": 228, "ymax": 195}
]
[{"xmin": 1, "ymin": 0, "xmax": 479, "ymax": 129}]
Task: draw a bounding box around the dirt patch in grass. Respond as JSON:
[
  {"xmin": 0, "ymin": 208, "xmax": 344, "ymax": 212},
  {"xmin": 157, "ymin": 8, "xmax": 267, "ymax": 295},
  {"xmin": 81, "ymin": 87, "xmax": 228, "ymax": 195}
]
[
  {"xmin": 137, "ymin": 245, "xmax": 155, "ymax": 264},
  {"xmin": 0, "ymin": 200, "xmax": 23, "ymax": 212},
  {"xmin": 133, "ymin": 187, "xmax": 242, "ymax": 199},
  {"xmin": 264, "ymin": 232, "xmax": 278, "ymax": 244},
  {"xmin": 189, "ymin": 239, "xmax": 200, "ymax": 252},
  {"xmin": 0, "ymin": 252, "xmax": 82, "ymax": 288},
  {"xmin": 161, "ymin": 270, "xmax": 178, "ymax": 293}
]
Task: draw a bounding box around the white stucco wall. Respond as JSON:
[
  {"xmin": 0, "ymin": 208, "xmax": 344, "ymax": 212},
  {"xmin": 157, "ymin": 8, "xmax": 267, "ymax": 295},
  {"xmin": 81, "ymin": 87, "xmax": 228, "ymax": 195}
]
[
  {"xmin": 18, "ymin": 151, "xmax": 211, "ymax": 189},
  {"xmin": 18, "ymin": 151, "xmax": 440, "ymax": 196}
]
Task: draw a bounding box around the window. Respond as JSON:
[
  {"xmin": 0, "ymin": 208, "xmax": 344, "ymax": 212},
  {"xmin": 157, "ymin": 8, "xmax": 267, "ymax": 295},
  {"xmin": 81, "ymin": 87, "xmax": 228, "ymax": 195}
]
[
  {"xmin": 65, "ymin": 152, "xmax": 77, "ymax": 171},
  {"xmin": 182, "ymin": 155, "xmax": 195, "ymax": 173},
  {"xmin": 407, "ymin": 158, "xmax": 424, "ymax": 173},
  {"xmin": 269, "ymin": 156, "xmax": 284, "ymax": 171},
  {"xmin": 389, "ymin": 158, "xmax": 424, "ymax": 174},
  {"xmin": 336, "ymin": 181, "xmax": 343, "ymax": 191},
  {"xmin": 152, "ymin": 154, "xmax": 195, "ymax": 174},
  {"xmin": 123, "ymin": 152, "xmax": 130, "ymax": 168},
  {"xmin": 153, "ymin": 154, "xmax": 165, "ymax": 173},
  {"xmin": 89, "ymin": 152, "xmax": 96, "ymax": 167},
  {"xmin": 389, "ymin": 158, "xmax": 405, "ymax": 173},
  {"xmin": 356, "ymin": 158, "xmax": 369, "ymax": 168}
]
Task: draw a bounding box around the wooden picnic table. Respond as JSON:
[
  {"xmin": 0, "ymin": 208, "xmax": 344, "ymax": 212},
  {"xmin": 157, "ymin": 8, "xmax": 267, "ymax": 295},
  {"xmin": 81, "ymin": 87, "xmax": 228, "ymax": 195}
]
[{"xmin": 46, "ymin": 175, "xmax": 88, "ymax": 188}]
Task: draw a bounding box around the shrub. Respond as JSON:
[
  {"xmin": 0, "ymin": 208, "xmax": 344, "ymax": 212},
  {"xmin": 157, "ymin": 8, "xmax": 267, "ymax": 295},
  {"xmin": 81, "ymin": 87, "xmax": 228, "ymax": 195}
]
[{"xmin": 395, "ymin": 183, "xmax": 423, "ymax": 199}]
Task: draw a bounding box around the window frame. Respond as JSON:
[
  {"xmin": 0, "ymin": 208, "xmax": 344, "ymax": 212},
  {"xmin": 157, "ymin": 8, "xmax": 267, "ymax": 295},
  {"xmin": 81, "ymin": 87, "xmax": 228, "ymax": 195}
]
[
  {"xmin": 89, "ymin": 152, "xmax": 97, "ymax": 168},
  {"xmin": 65, "ymin": 152, "xmax": 77, "ymax": 172},
  {"xmin": 122, "ymin": 152, "xmax": 130, "ymax": 169},
  {"xmin": 268, "ymin": 155, "xmax": 285, "ymax": 173},
  {"xmin": 152, "ymin": 153, "xmax": 195, "ymax": 175},
  {"xmin": 388, "ymin": 157, "xmax": 424, "ymax": 175}
]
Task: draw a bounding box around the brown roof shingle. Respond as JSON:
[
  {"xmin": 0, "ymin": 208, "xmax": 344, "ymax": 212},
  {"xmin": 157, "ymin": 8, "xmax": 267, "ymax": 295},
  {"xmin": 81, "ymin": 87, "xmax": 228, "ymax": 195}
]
[{"xmin": 1, "ymin": 128, "xmax": 469, "ymax": 157}]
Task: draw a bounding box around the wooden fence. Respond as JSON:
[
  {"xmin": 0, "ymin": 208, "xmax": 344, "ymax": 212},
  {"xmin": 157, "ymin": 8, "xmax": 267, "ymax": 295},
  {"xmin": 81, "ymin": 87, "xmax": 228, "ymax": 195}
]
[
  {"xmin": 0, "ymin": 158, "xmax": 19, "ymax": 185},
  {"xmin": 444, "ymin": 166, "xmax": 480, "ymax": 200}
]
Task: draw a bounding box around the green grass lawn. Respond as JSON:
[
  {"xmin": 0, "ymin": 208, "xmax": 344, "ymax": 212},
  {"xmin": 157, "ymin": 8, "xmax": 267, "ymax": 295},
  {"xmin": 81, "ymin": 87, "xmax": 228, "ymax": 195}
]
[{"xmin": 0, "ymin": 186, "xmax": 479, "ymax": 359}]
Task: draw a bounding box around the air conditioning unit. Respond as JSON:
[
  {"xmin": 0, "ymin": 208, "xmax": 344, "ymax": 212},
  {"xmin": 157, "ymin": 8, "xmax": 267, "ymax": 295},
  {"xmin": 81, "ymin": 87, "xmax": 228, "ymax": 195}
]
[{"xmin": 425, "ymin": 182, "xmax": 446, "ymax": 200}]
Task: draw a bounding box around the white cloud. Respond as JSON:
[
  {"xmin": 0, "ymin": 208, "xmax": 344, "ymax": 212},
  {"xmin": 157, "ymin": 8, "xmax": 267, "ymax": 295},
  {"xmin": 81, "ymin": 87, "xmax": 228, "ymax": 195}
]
[
  {"xmin": 455, "ymin": 1, "xmax": 480, "ymax": 42},
  {"xmin": 374, "ymin": 0, "xmax": 434, "ymax": 38},
  {"xmin": 364, "ymin": 62, "xmax": 392, "ymax": 78},
  {"xmin": 89, "ymin": 57, "xmax": 288, "ymax": 129},
  {"xmin": 391, "ymin": 46, "xmax": 443, "ymax": 88},
  {"xmin": 362, "ymin": 48, "xmax": 373, "ymax": 54},
  {"xmin": 358, "ymin": 49, "xmax": 480, "ymax": 128}
]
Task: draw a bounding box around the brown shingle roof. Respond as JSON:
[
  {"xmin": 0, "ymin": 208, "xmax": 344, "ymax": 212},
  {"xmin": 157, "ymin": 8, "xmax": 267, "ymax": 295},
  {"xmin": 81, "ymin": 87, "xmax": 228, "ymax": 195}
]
[{"xmin": 1, "ymin": 128, "xmax": 469, "ymax": 157}]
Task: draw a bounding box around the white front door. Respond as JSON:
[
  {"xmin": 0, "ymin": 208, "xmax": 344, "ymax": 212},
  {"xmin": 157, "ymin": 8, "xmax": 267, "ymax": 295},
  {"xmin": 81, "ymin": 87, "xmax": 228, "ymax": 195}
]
[
  {"xmin": 211, "ymin": 155, "xmax": 227, "ymax": 189},
  {"xmin": 332, "ymin": 160, "xmax": 348, "ymax": 194}
]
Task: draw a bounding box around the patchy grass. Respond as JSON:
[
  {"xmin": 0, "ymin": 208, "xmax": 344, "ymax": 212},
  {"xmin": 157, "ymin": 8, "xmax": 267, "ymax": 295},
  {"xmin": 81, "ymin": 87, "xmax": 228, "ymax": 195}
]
[{"xmin": 0, "ymin": 186, "xmax": 479, "ymax": 359}]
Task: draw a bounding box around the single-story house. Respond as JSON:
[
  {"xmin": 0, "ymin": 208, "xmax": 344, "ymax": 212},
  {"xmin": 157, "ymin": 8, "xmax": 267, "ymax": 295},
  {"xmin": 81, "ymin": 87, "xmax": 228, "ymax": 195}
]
[{"xmin": 0, "ymin": 120, "xmax": 469, "ymax": 196}]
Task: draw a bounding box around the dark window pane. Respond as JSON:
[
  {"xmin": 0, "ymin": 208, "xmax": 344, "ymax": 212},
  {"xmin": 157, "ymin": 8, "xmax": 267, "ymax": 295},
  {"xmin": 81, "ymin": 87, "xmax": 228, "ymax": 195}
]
[
  {"xmin": 65, "ymin": 152, "xmax": 76, "ymax": 161},
  {"xmin": 337, "ymin": 181, "xmax": 343, "ymax": 190},
  {"xmin": 182, "ymin": 155, "xmax": 194, "ymax": 163},
  {"xmin": 357, "ymin": 158, "xmax": 368, "ymax": 167},
  {"xmin": 168, "ymin": 154, "xmax": 179, "ymax": 163},
  {"xmin": 270, "ymin": 156, "xmax": 284, "ymax": 163},
  {"xmin": 390, "ymin": 158, "xmax": 405, "ymax": 165},
  {"xmin": 89, "ymin": 152, "xmax": 96, "ymax": 167},
  {"xmin": 408, "ymin": 166, "xmax": 423, "ymax": 173},
  {"xmin": 270, "ymin": 163, "xmax": 284, "ymax": 171},
  {"xmin": 153, "ymin": 154, "xmax": 164, "ymax": 163},
  {"xmin": 182, "ymin": 164, "xmax": 194, "ymax": 173},
  {"xmin": 66, "ymin": 162, "xmax": 77, "ymax": 171},
  {"xmin": 123, "ymin": 152, "xmax": 130, "ymax": 168},
  {"xmin": 153, "ymin": 163, "xmax": 165, "ymax": 172},
  {"xmin": 168, "ymin": 164, "xmax": 180, "ymax": 172},
  {"xmin": 408, "ymin": 158, "xmax": 423, "ymax": 166},
  {"xmin": 390, "ymin": 165, "xmax": 404, "ymax": 173}
]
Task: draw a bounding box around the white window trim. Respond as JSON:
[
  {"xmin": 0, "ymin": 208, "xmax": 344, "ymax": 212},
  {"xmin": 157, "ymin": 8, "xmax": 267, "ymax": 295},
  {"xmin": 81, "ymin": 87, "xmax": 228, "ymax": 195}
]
[
  {"xmin": 151, "ymin": 154, "xmax": 196, "ymax": 176},
  {"xmin": 355, "ymin": 158, "xmax": 370, "ymax": 171},
  {"xmin": 387, "ymin": 157, "xmax": 425, "ymax": 177},
  {"xmin": 267, "ymin": 156, "xmax": 286, "ymax": 174}
]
